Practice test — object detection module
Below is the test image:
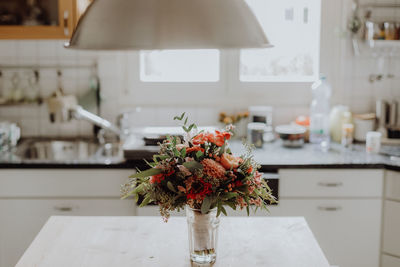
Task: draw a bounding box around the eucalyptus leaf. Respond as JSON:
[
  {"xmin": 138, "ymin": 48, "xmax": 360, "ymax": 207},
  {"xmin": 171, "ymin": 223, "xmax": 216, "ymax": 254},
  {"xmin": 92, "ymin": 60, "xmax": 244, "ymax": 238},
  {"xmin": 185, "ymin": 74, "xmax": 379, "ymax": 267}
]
[
  {"xmin": 174, "ymin": 112, "xmax": 185, "ymax": 121},
  {"xmin": 220, "ymin": 205, "xmax": 227, "ymax": 216},
  {"xmin": 195, "ymin": 150, "xmax": 203, "ymax": 159},
  {"xmin": 217, "ymin": 202, "xmax": 222, "ymax": 217},
  {"xmin": 173, "ymin": 148, "xmax": 180, "ymax": 157},
  {"xmin": 140, "ymin": 195, "xmax": 152, "ymax": 207},
  {"xmin": 201, "ymin": 196, "xmax": 212, "ymax": 214},
  {"xmin": 167, "ymin": 181, "xmax": 177, "ymax": 193},
  {"xmin": 224, "ymin": 201, "xmax": 237, "ymax": 210},
  {"xmin": 183, "ymin": 161, "xmax": 203, "ymax": 171},
  {"xmin": 219, "ymin": 143, "xmax": 225, "ymax": 156},
  {"xmin": 131, "ymin": 183, "xmax": 144, "ymax": 194},
  {"xmin": 188, "ymin": 124, "xmax": 195, "ymax": 132},
  {"xmin": 222, "ymin": 192, "xmax": 237, "ymax": 199},
  {"xmin": 181, "ymin": 147, "xmax": 186, "ymax": 158}
]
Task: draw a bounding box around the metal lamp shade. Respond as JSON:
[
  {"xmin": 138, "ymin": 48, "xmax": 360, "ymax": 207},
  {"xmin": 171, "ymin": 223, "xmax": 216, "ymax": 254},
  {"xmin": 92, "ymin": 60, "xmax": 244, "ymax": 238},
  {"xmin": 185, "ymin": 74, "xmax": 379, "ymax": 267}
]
[{"xmin": 65, "ymin": 0, "xmax": 272, "ymax": 50}]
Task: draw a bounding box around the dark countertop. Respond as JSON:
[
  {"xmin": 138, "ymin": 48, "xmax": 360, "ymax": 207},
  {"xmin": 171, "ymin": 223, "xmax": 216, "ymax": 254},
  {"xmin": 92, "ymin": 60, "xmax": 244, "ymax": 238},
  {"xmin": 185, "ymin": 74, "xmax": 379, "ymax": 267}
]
[{"xmin": 1, "ymin": 140, "xmax": 400, "ymax": 171}]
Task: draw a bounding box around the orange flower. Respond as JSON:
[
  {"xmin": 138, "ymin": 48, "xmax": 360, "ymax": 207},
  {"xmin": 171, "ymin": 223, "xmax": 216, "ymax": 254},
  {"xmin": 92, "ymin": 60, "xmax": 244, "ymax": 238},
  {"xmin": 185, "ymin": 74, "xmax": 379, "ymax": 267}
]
[
  {"xmin": 192, "ymin": 133, "xmax": 207, "ymax": 145},
  {"xmin": 201, "ymin": 158, "xmax": 226, "ymax": 179},
  {"xmin": 186, "ymin": 146, "xmax": 205, "ymax": 153},
  {"xmin": 220, "ymin": 153, "xmax": 241, "ymax": 170},
  {"xmin": 213, "ymin": 131, "xmax": 231, "ymax": 147},
  {"xmin": 247, "ymin": 166, "xmax": 253, "ymax": 174},
  {"xmin": 193, "ymin": 130, "xmax": 232, "ymax": 147}
]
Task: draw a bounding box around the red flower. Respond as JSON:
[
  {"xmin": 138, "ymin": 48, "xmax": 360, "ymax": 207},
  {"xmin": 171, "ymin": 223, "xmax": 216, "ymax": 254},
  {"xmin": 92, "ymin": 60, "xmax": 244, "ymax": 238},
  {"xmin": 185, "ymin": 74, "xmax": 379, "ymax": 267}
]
[
  {"xmin": 186, "ymin": 178, "xmax": 212, "ymax": 200},
  {"xmin": 235, "ymin": 180, "xmax": 243, "ymax": 187},
  {"xmin": 149, "ymin": 170, "xmax": 175, "ymax": 184},
  {"xmin": 150, "ymin": 173, "xmax": 165, "ymax": 184}
]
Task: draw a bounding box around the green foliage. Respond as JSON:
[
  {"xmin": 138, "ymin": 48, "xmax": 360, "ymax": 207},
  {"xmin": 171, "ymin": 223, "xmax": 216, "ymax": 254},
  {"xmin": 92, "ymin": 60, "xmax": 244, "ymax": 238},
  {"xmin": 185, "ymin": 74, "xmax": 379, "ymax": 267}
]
[
  {"xmin": 182, "ymin": 161, "xmax": 203, "ymax": 172},
  {"xmin": 121, "ymin": 113, "xmax": 277, "ymax": 221},
  {"xmin": 201, "ymin": 196, "xmax": 212, "ymax": 214}
]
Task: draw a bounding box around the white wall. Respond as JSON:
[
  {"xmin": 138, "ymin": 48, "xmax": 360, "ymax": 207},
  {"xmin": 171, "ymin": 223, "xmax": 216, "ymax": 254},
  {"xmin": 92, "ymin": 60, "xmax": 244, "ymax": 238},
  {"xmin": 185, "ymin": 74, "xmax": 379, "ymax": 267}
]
[{"xmin": 0, "ymin": 0, "xmax": 399, "ymax": 138}]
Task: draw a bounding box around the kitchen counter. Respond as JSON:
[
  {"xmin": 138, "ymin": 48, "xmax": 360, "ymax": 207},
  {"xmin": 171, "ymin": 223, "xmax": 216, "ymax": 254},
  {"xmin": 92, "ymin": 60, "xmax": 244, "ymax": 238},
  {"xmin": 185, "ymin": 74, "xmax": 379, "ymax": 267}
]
[
  {"xmin": 229, "ymin": 141, "xmax": 394, "ymax": 170},
  {"xmin": 1, "ymin": 140, "xmax": 400, "ymax": 171},
  {"xmin": 16, "ymin": 216, "xmax": 330, "ymax": 267}
]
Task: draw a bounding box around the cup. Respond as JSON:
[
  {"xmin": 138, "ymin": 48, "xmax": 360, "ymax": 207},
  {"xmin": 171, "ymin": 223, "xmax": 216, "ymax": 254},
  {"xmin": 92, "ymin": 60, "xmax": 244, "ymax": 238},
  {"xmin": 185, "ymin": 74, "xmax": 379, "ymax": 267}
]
[{"xmin": 366, "ymin": 131, "xmax": 382, "ymax": 154}]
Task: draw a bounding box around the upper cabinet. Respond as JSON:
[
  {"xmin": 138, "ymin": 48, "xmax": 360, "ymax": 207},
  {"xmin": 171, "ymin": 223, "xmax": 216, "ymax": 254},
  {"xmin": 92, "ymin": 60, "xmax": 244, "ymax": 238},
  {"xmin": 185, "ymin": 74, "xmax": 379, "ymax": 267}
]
[{"xmin": 0, "ymin": 0, "xmax": 92, "ymax": 39}]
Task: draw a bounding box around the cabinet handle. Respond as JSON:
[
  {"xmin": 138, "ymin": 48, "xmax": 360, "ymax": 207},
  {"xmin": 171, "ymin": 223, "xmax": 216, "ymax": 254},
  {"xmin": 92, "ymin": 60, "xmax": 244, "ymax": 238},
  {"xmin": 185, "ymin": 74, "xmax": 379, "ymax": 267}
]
[
  {"xmin": 317, "ymin": 206, "xmax": 342, "ymax": 211},
  {"xmin": 63, "ymin": 11, "xmax": 70, "ymax": 36},
  {"xmin": 317, "ymin": 182, "xmax": 343, "ymax": 187},
  {"xmin": 54, "ymin": 206, "xmax": 73, "ymax": 212}
]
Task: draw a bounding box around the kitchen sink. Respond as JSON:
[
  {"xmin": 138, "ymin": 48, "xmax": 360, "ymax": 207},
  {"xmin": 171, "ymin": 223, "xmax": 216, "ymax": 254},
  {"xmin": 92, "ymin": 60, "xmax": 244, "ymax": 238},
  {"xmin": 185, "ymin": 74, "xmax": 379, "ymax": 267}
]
[{"xmin": 16, "ymin": 138, "xmax": 123, "ymax": 163}]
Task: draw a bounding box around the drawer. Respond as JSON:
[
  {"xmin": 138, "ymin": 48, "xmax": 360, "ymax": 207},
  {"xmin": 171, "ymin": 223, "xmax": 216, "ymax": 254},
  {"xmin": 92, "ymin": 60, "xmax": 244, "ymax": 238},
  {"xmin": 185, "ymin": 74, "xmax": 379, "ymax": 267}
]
[
  {"xmin": 271, "ymin": 198, "xmax": 382, "ymax": 267},
  {"xmin": 382, "ymin": 254, "xmax": 400, "ymax": 267},
  {"xmin": 0, "ymin": 169, "xmax": 133, "ymax": 197},
  {"xmin": 279, "ymin": 169, "xmax": 383, "ymax": 198},
  {"xmin": 383, "ymin": 200, "xmax": 400, "ymax": 257},
  {"xmin": 0, "ymin": 198, "xmax": 136, "ymax": 267},
  {"xmin": 385, "ymin": 171, "xmax": 400, "ymax": 201}
]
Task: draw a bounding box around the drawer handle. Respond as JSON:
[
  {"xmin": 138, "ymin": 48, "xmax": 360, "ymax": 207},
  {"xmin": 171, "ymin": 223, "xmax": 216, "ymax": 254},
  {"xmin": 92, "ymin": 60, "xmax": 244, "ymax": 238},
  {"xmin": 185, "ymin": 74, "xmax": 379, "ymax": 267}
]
[
  {"xmin": 54, "ymin": 206, "xmax": 73, "ymax": 212},
  {"xmin": 317, "ymin": 206, "xmax": 342, "ymax": 211},
  {"xmin": 318, "ymin": 182, "xmax": 343, "ymax": 187}
]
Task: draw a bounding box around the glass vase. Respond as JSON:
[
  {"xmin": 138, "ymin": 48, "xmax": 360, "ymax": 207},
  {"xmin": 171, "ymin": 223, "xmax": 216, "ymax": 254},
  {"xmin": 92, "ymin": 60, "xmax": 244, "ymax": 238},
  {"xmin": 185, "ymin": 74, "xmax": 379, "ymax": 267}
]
[{"xmin": 186, "ymin": 205, "xmax": 220, "ymax": 264}]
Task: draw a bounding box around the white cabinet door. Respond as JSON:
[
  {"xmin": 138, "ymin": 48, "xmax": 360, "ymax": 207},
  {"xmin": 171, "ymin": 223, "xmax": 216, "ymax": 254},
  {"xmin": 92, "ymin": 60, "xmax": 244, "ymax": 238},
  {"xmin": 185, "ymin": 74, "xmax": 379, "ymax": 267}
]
[
  {"xmin": 385, "ymin": 171, "xmax": 400, "ymax": 201},
  {"xmin": 269, "ymin": 198, "xmax": 382, "ymax": 267},
  {"xmin": 0, "ymin": 169, "xmax": 133, "ymax": 197},
  {"xmin": 135, "ymin": 198, "xmax": 382, "ymax": 267},
  {"xmin": 383, "ymin": 200, "xmax": 400, "ymax": 257},
  {"xmin": 0, "ymin": 198, "xmax": 135, "ymax": 267},
  {"xmin": 382, "ymin": 254, "xmax": 400, "ymax": 267},
  {"xmin": 279, "ymin": 169, "xmax": 384, "ymax": 198}
]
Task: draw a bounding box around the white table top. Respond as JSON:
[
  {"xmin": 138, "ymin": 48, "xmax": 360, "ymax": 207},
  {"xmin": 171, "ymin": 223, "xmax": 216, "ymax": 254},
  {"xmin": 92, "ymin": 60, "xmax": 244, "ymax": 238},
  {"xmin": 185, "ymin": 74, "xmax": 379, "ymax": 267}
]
[{"xmin": 17, "ymin": 216, "xmax": 330, "ymax": 267}]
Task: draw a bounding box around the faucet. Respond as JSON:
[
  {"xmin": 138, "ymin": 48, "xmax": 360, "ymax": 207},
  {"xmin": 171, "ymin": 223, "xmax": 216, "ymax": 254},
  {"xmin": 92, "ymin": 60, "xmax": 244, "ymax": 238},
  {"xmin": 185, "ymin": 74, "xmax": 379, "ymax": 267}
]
[{"xmin": 47, "ymin": 92, "xmax": 121, "ymax": 139}]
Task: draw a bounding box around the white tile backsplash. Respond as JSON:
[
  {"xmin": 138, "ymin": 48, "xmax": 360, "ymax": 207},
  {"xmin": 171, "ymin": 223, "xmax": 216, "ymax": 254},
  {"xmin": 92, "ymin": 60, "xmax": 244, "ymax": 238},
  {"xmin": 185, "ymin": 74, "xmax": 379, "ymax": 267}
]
[{"xmin": 1, "ymin": 0, "xmax": 400, "ymax": 137}]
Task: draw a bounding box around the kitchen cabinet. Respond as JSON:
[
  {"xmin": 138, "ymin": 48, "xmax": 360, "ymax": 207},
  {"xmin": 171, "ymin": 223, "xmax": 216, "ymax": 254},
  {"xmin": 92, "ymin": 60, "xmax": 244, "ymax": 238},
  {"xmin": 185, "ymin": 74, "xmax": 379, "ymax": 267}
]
[
  {"xmin": 382, "ymin": 254, "xmax": 400, "ymax": 267},
  {"xmin": 382, "ymin": 170, "xmax": 400, "ymax": 266},
  {"xmin": 0, "ymin": 169, "xmax": 134, "ymax": 267},
  {"xmin": 0, "ymin": 0, "xmax": 92, "ymax": 40},
  {"xmin": 278, "ymin": 169, "xmax": 383, "ymax": 267},
  {"xmin": 136, "ymin": 168, "xmax": 384, "ymax": 267}
]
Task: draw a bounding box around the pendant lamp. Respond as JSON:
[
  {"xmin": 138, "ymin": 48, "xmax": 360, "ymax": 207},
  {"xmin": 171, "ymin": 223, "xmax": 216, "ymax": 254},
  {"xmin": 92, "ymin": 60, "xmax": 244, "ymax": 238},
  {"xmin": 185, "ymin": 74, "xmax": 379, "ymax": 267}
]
[{"xmin": 65, "ymin": 0, "xmax": 271, "ymax": 50}]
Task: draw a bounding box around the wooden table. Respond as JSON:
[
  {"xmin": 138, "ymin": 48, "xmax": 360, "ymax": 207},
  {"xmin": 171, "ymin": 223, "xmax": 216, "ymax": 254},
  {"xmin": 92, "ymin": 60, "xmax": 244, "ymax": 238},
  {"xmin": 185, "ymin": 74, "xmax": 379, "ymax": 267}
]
[{"xmin": 17, "ymin": 216, "xmax": 330, "ymax": 267}]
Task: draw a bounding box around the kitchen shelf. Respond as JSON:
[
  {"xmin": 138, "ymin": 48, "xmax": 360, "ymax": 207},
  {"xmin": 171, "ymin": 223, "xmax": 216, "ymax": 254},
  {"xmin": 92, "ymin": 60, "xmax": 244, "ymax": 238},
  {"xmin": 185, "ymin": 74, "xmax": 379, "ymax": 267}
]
[
  {"xmin": 368, "ymin": 40, "xmax": 400, "ymax": 48},
  {"xmin": 351, "ymin": 39, "xmax": 400, "ymax": 57},
  {"xmin": 0, "ymin": 99, "xmax": 43, "ymax": 107},
  {"xmin": 360, "ymin": 3, "xmax": 400, "ymax": 9},
  {"xmin": 0, "ymin": 63, "xmax": 97, "ymax": 70}
]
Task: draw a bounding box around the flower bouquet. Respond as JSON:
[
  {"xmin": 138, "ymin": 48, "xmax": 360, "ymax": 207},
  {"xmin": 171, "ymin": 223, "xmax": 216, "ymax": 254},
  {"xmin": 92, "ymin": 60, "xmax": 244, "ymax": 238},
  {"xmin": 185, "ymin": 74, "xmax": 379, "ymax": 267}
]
[{"xmin": 122, "ymin": 113, "xmax": 276, "ymax": 264}]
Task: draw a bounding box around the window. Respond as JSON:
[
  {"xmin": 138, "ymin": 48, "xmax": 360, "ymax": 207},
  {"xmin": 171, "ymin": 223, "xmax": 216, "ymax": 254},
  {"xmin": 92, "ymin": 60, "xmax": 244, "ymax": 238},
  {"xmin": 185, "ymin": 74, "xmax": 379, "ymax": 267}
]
[
  {"xmin": 240, "ymin": 0, "xmax": 321, "ymax": 82},
  {"xmin": 140, "ymin": 50, "xmax": 220, "ymax": 82}
]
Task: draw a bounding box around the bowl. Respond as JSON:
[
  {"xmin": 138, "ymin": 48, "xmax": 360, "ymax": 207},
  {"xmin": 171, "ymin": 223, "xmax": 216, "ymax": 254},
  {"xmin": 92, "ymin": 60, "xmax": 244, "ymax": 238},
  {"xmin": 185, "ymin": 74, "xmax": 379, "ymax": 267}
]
[{"xmin": 275, "ymin": 124, "xmax": 306, "ymax": 148}]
